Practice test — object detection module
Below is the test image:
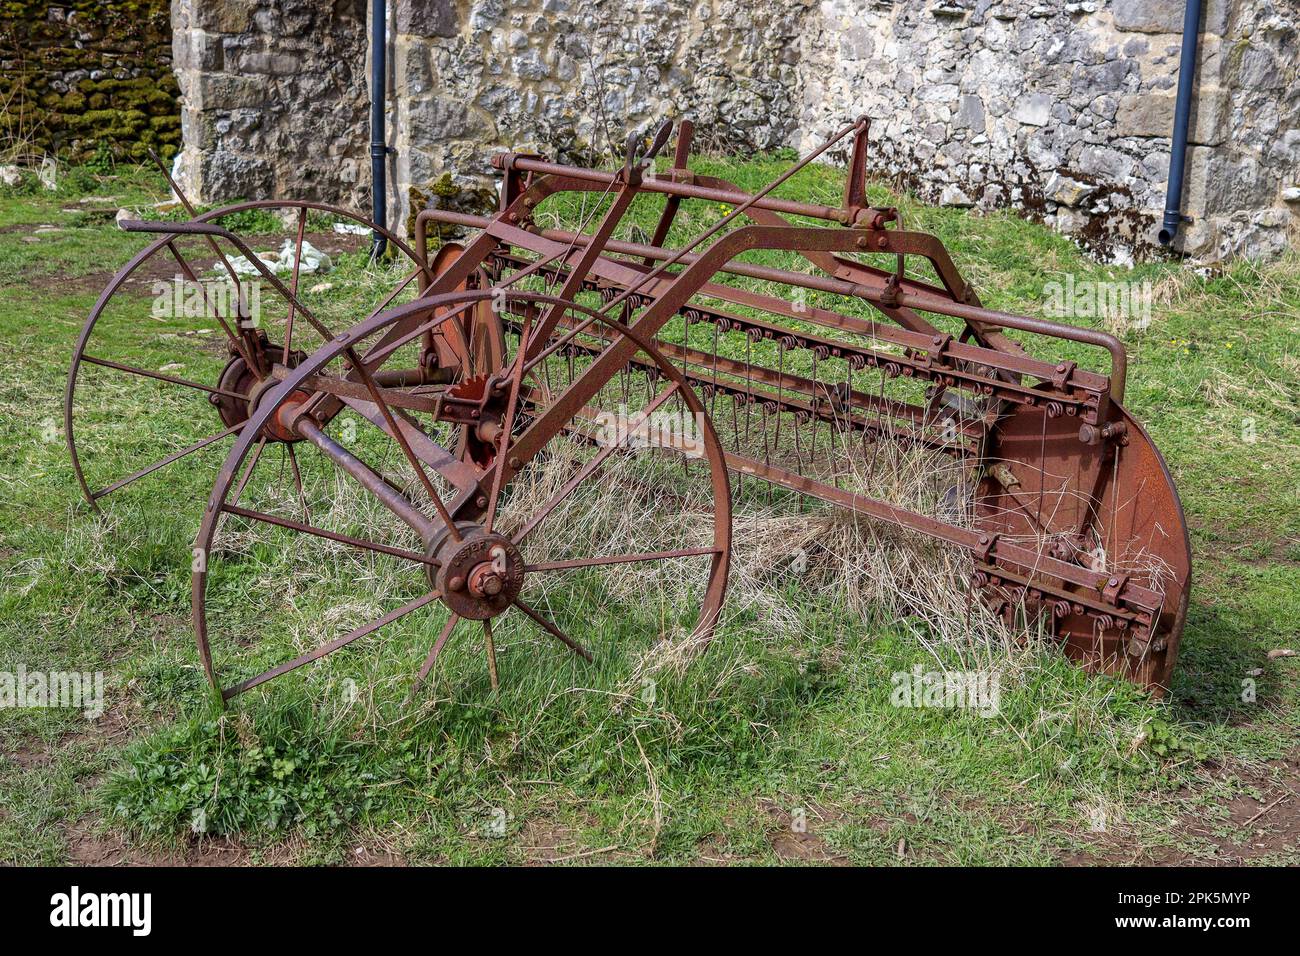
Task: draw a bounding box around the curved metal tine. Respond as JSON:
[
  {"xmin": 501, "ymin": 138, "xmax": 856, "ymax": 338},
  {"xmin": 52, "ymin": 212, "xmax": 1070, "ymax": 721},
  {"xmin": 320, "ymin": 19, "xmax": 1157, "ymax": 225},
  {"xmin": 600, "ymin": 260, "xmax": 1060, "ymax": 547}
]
[
  {"xmin": 92, "ymin": 419, "xmax": 246, "ymax": 500},
  {"xmin": 743, "ymin": 335, "xmax": 753, "ymax": 447},
  {"xmin": 507, "ymin": 382, "xmax": 681, "ymax": 545},
  {"xmin": 775, "ymin": 341, "xmax": 785, "ymax": 460},
  {"xmin": 809, "ymin": 349, "xmax": 820, "ymax": 466},
  {"xmin": 510, "ymin": 596, "xmax": 593, "ymax": 661},
  {"xmin": 410, "ymin": 613, "xmax": 461, "ymax": 698},
  {"xmin": 523, "ymin": 310, "xmax": 603, "ymax": 374},
  {"xmin": 223, "ymin": 589, "xmax": 443, "ymax": 701},
  {"xmin": 78, "ymin": 353, "xmax": 248, "ymax": 401}
]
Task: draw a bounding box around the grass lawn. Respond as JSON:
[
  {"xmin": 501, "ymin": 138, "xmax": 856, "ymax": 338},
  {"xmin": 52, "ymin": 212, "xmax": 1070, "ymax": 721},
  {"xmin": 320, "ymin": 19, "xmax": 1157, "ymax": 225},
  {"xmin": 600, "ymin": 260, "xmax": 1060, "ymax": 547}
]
[{"xmin": 0, "ymin": 156, "xmax": 1296, "ymax": 866}]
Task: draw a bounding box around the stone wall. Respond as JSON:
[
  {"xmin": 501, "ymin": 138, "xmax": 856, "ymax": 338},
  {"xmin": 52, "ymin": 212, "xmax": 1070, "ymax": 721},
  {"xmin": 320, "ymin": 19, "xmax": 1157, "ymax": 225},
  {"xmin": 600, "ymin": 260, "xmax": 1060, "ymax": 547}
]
[
  {"xmin": 0, "ymin": 1, "xmax": 179, "ymax": 164},
  {"xmin": 171, "ymin": 0, "xmax": 371, "ymax": 207},
  {"xmin": 797, "ymin": 0, "xmax": 1299, "ymax": 261},
  {"xmin": 391, "ymin": 0, "xmax": 804, "ymax": 209},
  {"xmin": 174, "ymin": 0, "xmax": 1300, "ymax": 263}
]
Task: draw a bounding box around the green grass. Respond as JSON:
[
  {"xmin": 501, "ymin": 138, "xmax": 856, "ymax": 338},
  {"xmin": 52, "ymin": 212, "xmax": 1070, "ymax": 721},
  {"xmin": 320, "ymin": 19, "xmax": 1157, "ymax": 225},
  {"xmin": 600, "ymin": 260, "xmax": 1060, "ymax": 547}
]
[{"xmin": 0, "ymin": 159, "xmax": 1297, "ymax": 866}]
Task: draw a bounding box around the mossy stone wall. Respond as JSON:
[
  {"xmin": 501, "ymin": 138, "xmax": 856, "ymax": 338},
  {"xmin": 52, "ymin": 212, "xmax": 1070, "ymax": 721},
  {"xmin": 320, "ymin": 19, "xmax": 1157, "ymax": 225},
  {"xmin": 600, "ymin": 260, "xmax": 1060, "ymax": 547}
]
[{"xmin": 0, "ymin": 1, "xmax": 180, "ymax": 163}]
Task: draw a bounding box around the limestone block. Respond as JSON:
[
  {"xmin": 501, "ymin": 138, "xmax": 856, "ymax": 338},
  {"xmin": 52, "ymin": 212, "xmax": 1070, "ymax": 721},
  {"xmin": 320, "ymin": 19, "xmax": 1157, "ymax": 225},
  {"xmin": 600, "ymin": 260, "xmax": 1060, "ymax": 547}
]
[
  {"xmin": 1112, "ymin": 0, "xmax": 1228, "ymax": 36},
  {"xmin": 192, "ymin": 73, "xmax": 267, "ymax": 111},
  {"xmin": 191, "ymin": 0, "xmax": 258, "ymax": 35},
  {"xmin": 1116, "ymin": 89, "xmax": 1229, "ymax": 145},
  {"xmin": 395, "ymin": 0, "xmax": 462, "ymax": 38},
  {"xmin": 954, "ymin": 93, "xmax": 985, "ymax": 132},
  {"xmin": 1013, "ymin": 92, "xmax": 1052, "ymax": 126},
  {"xmin": 1045, "ymin": 172, "xmax": 1098, "ymax": 206}
]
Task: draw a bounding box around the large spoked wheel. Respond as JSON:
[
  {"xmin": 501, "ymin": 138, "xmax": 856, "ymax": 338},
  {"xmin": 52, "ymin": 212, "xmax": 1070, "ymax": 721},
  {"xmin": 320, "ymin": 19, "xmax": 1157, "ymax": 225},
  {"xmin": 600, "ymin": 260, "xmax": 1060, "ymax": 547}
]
[
  {"xmin": 65, "ymin": 201, "xmax": 431, "ymax": 511},
  {"xmin": 191, "ymin": 290, "xmax": 731, "ymax": 703}
]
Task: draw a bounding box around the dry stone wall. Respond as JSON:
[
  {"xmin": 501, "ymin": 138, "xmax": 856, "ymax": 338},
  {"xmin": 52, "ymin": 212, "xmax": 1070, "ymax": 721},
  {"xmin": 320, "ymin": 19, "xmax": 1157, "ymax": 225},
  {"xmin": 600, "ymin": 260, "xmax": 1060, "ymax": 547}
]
[{"xmin": 0, "ymin": 0, "xmax": 179, "ymax": 164}]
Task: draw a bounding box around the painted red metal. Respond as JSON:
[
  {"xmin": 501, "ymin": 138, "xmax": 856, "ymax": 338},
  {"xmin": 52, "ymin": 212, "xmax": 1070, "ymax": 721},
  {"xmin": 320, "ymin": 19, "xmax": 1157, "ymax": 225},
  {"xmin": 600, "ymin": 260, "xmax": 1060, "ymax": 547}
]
[{"xmin": 75, "ymin": 119, "xmax": 1191, "ymax": 699}]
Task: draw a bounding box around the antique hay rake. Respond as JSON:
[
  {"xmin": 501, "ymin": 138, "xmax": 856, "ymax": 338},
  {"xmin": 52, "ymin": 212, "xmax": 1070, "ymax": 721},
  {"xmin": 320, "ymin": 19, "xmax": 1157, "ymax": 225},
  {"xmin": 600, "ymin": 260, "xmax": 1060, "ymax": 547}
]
[{"xmin": 66, "ymin": 118, "xmax": 1191, "ymax": 702}]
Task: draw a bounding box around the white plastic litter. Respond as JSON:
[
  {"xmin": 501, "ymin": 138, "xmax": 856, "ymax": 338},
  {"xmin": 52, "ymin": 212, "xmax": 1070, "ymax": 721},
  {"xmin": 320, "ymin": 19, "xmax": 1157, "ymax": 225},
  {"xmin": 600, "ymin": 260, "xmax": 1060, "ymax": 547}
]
[
  {"xmin": 225, "ymin": 239, "xmax": 332, "ymax": 276},
  {"xmin": 332, "ymin": 222, "xmax": 370, "ymax": 235},
  {"xmin": 38, "ymin": 155, "xmax": 58, "ymax": 191}
]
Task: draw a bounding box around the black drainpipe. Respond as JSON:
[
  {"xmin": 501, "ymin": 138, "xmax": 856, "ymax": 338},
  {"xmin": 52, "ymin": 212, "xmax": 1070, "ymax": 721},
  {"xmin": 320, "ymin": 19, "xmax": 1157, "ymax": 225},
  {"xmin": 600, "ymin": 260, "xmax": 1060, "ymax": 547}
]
[
  {"xmin": 1158, "ymin": 0, "xmax": 1203, "ymax": 246},
  {"xmin": 369, "ymin": 0, "xmax": 389, "ymax": 259}
]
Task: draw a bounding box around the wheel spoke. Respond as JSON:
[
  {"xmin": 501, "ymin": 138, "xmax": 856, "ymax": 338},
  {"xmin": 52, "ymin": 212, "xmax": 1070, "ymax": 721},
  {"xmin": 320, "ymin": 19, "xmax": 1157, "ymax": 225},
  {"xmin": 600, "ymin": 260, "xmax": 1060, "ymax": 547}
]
[
  {"xmin": 165, "ymin": 241, "xmax": 261, "ymax": 375},
  {"xmin": 483, "ymin": 314, "xmax": 533, "ymax": 533},
  {"xmin": 79, "ymin": 354, "xmax": 248, "ymax": 401},
  {"xmin": 360, "ymin": 298, "xmax": 474, "ymax": 369},
  {"xmin": 524, "ymin": 547, "xmax": 719, "ymax": 573},
  {"xmin": 92, "ymin": 420, "xmax": 246, "ymax": 500},
  {"xmin": 285, "ymin": 443, "xmax": 310, "ymax": 521},
  {"xmin": 283, "ymin": 206, "xmax": 308, "ymax": 363},
  {"xmin": 221, "ymin": 503, "xmax": 438, "ymax": 567},
  {"xmin": 508, "ymin": 382, "xmax": 680, "ymax": 544},
  {"xmin": 410, "ymin": 613, "xmax": 461, "ymax": 696},
  {"xmin": 511, "ymin": 597, "xmax": 593, "ymax": 661},
  {"xmin": 229, "ymin": 435, "xmax": 267, "ymax": 507},
  {"xmin": 482, "ymin": 619, "xmax": 499, "ymax": 692},
  {"xmin": 222, "ymin": 589, "xmax": 442, "ymax": 700}
]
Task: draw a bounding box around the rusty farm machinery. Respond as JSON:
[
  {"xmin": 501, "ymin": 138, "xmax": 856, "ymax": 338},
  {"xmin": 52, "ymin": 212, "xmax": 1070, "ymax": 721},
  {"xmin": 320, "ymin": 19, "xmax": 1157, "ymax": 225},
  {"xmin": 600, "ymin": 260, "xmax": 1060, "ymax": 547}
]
[{"xmin": 65, "ymin": 118, "xmax": 1191, "ymax": 702}]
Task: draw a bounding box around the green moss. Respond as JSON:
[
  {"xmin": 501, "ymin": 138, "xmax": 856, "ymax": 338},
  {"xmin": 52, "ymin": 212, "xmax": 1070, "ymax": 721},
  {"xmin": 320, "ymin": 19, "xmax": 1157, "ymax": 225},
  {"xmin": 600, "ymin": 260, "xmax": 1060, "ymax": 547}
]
[
  {"xmin": 0, "ymin": 0, "xmax": 177, "ymax": 163},
  {"xmin": 430, "ymin": 172, "xmax": 458, "ymax": 198}
]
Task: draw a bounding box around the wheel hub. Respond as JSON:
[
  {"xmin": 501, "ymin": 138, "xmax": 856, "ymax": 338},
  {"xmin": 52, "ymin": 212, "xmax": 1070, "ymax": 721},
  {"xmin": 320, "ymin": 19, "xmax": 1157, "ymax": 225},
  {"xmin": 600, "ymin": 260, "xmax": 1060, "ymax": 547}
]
[
  {"xmin": 215, "ymin": 343, "xmax": 308, "ymax": 442},
  {"xmin": 433, "ymin": 529, "xmax": 523, "ymax": 620}
]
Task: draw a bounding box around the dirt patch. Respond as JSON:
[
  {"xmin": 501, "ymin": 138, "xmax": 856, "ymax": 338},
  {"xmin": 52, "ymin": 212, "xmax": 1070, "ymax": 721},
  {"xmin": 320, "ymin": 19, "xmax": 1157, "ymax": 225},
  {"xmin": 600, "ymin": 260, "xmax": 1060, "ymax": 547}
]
[
  {"xmin": 66, "ymin": 821, "xmax": 256, "ymax": 866},
  {"xmin": 24, "ymin": 230, "xmax": 367, "ymax": 298},
  {"xmin": 346, "ymin": 845, "xmax": 406, "ymax": 866},
  {"xmin": 515, "ymin": 817, "xmax": 620, "ymax": 865},
  {"xmin": 759, "ymin": 798, "xmax": 850, "ymax": 865},
  {"xmin": 693, "ymin": 831, "xmax": 744, "ymax": 866},
  {"xmin": 4, "ymin": 699, "xmax": 134, "ymax": 773},
  {"xmin": 1064, "ymin": 753, "xmax": 1300, "ymax": 865}
]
